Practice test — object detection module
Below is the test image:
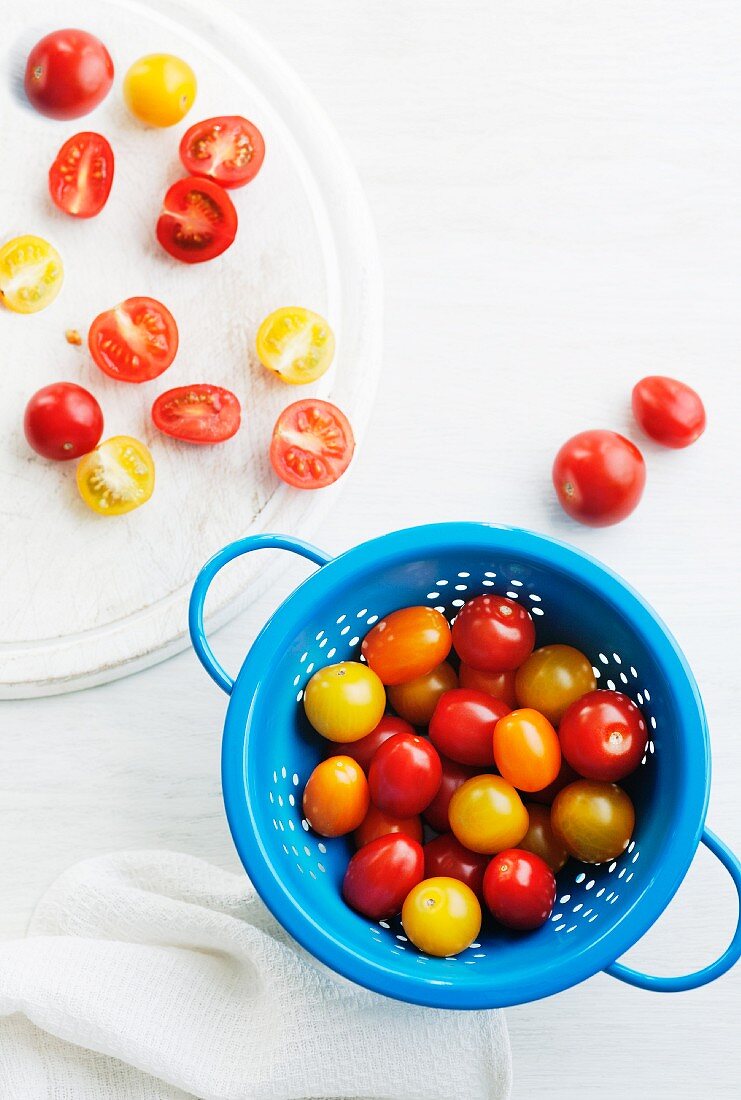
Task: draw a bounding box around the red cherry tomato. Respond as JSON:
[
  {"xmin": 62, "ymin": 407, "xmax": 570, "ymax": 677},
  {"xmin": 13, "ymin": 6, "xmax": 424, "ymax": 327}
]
[
  {"xmin": 429, "ymin": 688, "xmax": 509, "ymax": 767},
  {"xmin": 156, "ymin": 177, "xmax": 237, "ymax": 263},
  {"xmin": 48, "ymin": 132, "xmax": 114, "ymax": 218},
  {"xmin": 552, "ymin": 430, "xmax": 646, "ymax": 527},
  {"xmin": 24, "ymin": 382, "xmax": 103, "ymax": 460},
  {"xmin": 368, "ymin": 733, "xmax": 442, "ymax": 817},
  {"xmin": 179, "ymin": 115, "xmax": 265, "ymax": 189},
  {"xmin": 492, "ymin": 708, "xmax": 561, "ymax": 792},
  {"xmin": 151, "ymin": 385, "xmax": 241, "ymax": 443},
  {"xmin": 527, "ymin": 758, "xmax": 580, "ymax": 805},
  {"xmin": 423, "ymin": 833, "xmax": 489, "ymax": 901},
  {"xmin": 558, "ymin": 689, "xmax": 647, "ymax": 781},
  {"xmin": 331, "ymin": 715, "xmax": 415, "ymax": 773},
  {"xmin": 88, "ymin": 297, "xmax": 178, "ymax": 383},
  {"xmin": 362, "ymin": 606, "xmax": 452, "ymax": 686},
  {"xmin": 483, "ymin": 848, "xmax": 556, "ymax": 930},
  {"xmin": 354, "ymin": 804, "xmax": 423, "ymax": 849},
  {"xmin": 632, "ymin": 376, "xmax": 706, "ymax": 449},
  {"xmin": 422, "ymin": 755, "xmax": 478, "ymax": 833},
  {"xmin": 270, "ymin": 399, "xmax": 355, "ymax": 489},
  {"xmin": 25, "ymin": 29, "xmax": 114, "ymax": 120},
  {"xmin": 452, "ymin": 594, "xmax": 535, "ymax": 672},
  {"xmin": 342, "ymin": 834, "xmax": 424, "ymax": 920},
  {"xmin": 459, "ymin": 663, "xmax": 518, "ymax": 708}
]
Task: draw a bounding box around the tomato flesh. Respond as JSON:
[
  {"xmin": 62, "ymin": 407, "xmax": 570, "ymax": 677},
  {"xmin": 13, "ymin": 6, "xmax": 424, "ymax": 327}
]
[
  {"xmin": 553, "ymin": 430, "xmax": 646, "ymax": 526},
  {"xmin": 632, "ymin": 375, "xmax": 706, "ymax": 448},
  {"xmin": 152, "ymin": 385, "xmax": 240, "ymax": 443},
  {"xmin": 483, "ymin": 849, "xmax": 556, "ymax": 931},
  {"xmin": 76, "ymin": 435, "xmax": 154, "ymax": 516},
  {"xmin": 270, "ymin": 399, "xmax": 355, "ymax": 489},
  {"xmin": 156, "ymin": 177, "xmax": 237, "ymax": 263},
  {"xmin": 25, "ymin": 29, "xmax": 114, "ymax": 120},
  {"xmin": 0, "ymin": 235, "xmax": 63, "ymax": 314},
  {"xmin": 49, "ymin": 132, "xmax": 114, "ymax": 218},
  {"xmin": 256, "ymin": 307, "xmax": 335, "ymax": 384},
  {"xmin": 180, "ymin": 116, "xmax": 265, "ymax": 188},
  {"xmin": 88, "ymin": 297, "xmax": 178, "ymax": 382},
  {"xmin": 24, "ymin": 382, "xmax": 103, "ymax": 460}
]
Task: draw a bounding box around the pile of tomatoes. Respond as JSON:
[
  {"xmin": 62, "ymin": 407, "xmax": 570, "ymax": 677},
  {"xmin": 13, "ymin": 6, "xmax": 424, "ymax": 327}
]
[{"xmin": 300, "ymin": 594, "xmax": 645, "ymax": 958}]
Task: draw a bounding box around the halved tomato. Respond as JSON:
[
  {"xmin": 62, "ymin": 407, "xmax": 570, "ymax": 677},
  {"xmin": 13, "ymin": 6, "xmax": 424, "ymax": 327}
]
[
  {"xmin": 152, "ymin": 385, "xmax": 241, "ymax": 443},
  {"xmin": 270, "ymin": 399, "xmax": 354, "ymax": 489},
  {"xmin": 49, "ymin": 132, "xmax": 114, "ymax": 218},
  {"xmin": 179, "ymin": 116, "xmax": 265, "ymax": 188},
  {"xmin": 0, "ymin": 235, "xmax": 63, "ymax": 314},
  {"xmin": 76, "ymin": 436, "xmax": 154, "ymax": 516},
  {"xmin": 156, "ymin": 177, "xmax": 237, "ymax": 263},
  {"xmin": 88, "ymin": 297, "xmax": 178, "ymax": 382}
]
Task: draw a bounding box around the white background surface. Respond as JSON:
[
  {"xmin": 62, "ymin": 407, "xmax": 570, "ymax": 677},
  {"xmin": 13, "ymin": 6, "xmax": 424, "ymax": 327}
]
[{"xmin": 3, "ymin": 1, "xmax": 740, "ymax": 1096}]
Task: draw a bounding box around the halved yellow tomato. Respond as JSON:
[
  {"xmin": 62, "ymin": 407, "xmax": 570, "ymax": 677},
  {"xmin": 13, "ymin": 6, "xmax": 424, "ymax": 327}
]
[
  {"xmin": 256, "ymin": 306, "xmax": 335, "ymax": 384},
  {"xmin": 76, "ymin": 436, "xmax": 155, "ymax": 516},
  {"xmin": 0, "ymin": 235, "xmax": 63, "ymax": 314}
]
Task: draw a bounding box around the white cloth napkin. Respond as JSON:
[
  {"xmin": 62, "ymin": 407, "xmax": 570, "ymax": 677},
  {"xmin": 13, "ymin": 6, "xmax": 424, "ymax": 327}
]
[{"xmin": 0, "ymin": 851, "xmax": 512, "ymax": 1099}]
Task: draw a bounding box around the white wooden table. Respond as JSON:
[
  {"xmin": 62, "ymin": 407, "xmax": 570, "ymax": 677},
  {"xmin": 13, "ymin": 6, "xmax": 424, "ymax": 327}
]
[{"xmin": 3, "ymin": 2, "xmax": 740, "ymax": 1095}]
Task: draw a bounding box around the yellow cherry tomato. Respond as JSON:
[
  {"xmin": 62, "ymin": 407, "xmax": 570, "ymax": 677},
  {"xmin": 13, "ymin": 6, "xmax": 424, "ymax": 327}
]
[
  {"xmin": 515, "ymin": 644, "xmax": 596, "ymax": 725},
  {"xmin": 256, "ymin": 307, "xmax": 335, "ymax": 384},
  {"xmin": 0, "ymin": 235, "xmax": 63, "ymax": 314},
  {"xmin": 123, "ymin": 54, "xmax": 196, "ymax": 127},
  {"xmin": 402, "ymin": 877, "xmax": 481, "ymax": 957},
  {"xmin": 76, "ymin": 436, "xmax": 155, "ymax": 516},
  {"xmin": 448, "ymin": 774, "xmax": 529, "ymax": 854},
  {"xmin": 303, "ymin": 661, "xmax": 386, "ymax": 742},
  {"xmin": 551, "ymin": 780, "xmax": 635, "ymax": 864},
  {"xmin": 387, "ymin": 661, "xmax": 458, "ymax": 726}
]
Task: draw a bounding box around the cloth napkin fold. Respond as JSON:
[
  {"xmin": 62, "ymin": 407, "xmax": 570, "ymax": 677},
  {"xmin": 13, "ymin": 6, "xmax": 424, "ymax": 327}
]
[{"xmin": 0, "ymin": 851, "xmax": 512, "ymax": 1099}]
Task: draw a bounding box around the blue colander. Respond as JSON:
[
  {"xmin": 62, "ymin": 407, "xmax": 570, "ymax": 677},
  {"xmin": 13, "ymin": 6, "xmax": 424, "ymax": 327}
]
[{"xmin": 189, "ymin": 522, "xmax": 741, "ymax": 1009}]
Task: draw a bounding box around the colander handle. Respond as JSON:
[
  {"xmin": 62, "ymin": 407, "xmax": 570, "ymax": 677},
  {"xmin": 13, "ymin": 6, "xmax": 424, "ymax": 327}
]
[
  {"xmin": 189, "ymin": 534, "xmax": 332, "ymax": 695},
  {"xmin": 605, "ymin": 827, "xmax": 741, "ymax": 992}
]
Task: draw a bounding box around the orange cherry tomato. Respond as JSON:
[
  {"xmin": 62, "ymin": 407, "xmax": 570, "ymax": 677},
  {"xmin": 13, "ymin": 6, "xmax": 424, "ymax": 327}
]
[
  {"xmin": 528, "ymin": 758, "xmax": 580, "ymax": 805},
  {"xmin": 551, "ymin": 780, "xmax": 635, "ymax": 863},
  {"xmin": 459, "ymin": 663, "xmax": 517, "ymax": 708},
  {"xmin": 388, "ymin": 661, "xmax": 457, "ymax": 725},
  {"xmin": 520, "ymin": 803, "xmax": 569, "ymax": 872},
  {"xmin": 514, "ymin": 645, "xmax": 596, "ymax": 725},
  {"xmin": 448, "ymin": 775, "xmax": 529, "ymax": 854},
  {"xmin": 492, "ymin": 708, "xmax": 561, "ymax": 793},
  {"xmin": 402, "ymin": 877, "xmax": 482, "ymax": 957},
  {"xmin": 302, "ymin": 756, "xmax": 369, "ymax": 837},
  {"xmin": 353, "ymin": 804, "xmax": 423, "ymax": 849},
  {"xmin": 361, "ymin": 606, "xmax": 452, "ymax": 686}
]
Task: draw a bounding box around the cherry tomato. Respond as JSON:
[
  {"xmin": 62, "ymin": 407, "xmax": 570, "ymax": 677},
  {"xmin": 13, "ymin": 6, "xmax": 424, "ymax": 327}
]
[
  {"xmin": 25, "ymin": 29, "xmax": 113, "ymax": 120},
  {"xmin": 156, "ymin": 177, "xmax": 237, "ymax": 264},
  {"xmin": 459, "ymin": 663, "xmax": 518, "ymax": 708},
  {"xmin": 152, "ymin": 385, "xmax": 241, "ymax": 444},
  {"xmin": 331, "ymin": 715, "xmax": 415, "ymax": 772},
  {"xmin": 559, "ymin": 690, "xmax": 647, "ymax": 782},
  {"xmin": 632, "ymin": 376, "xmax": 706, "ymax": 449},
  {"xmin": 303, "ymin": 661, "xmax": 386, "ymax": 742},
  {"xmin": 492, "ymin": 708, "xmax": 561, "ymax": 792},
  {"xmin": 452, "ymin": 594, "xmax": 535, "ymax": 672},
  {"xmin": 354, "ymin": 804, "xmax": 423, "ymax": 849},
  {"xmin": 302, "ymin": 756, "xmax": 369, "ymax": 838},
  {"xmin": 76, "ymin": 435, "xmax": 154, "ymax": 516},
  {"xmin": 422, "ymin": 756, "xmax": 478, "ymax": 833},
  {"xmin": 387, "ymin": 661, "xmax": 458, "ymax": 726},
  {"xmin": 528, "ymin": 758, "xmax": 580, "ymax": 805},
  {"xmin": 553, "ymin": 430, "xmax": 646, "ymax": 527},
  {"xmin": 368, "ymin": 733, "xmax": 442, "ymax": 817},
  {"xmin": 123, "ymin": 54, "xmax": 196, "ymax": 127},
  {"xmin": 0, "ymin": 235, "xmax": 63, "ymax": 314},
  {"xmin": 362, "ymin": 606, "xmax": 452, "ymax": 686},
  {"xmin": 520, "ymin": 803, "xmax": 569, "ymax": 872},
  {"xmin": 483, "ymin": 849, "xmax": 556, "ymax": 931},
  {"xmin": 429, "ymin": 688, "xmax": 509, "ymax": 766},
  {"xmin": 551, "ymin": 780, "xmax": 635, "ymax": 863},
  {"xmin": 514, "ymin": 645, "xmax": 596, "ymax": 726},
  {"xmin": 24, "ymin": 382, "xmax": 103, "ymax": 461},
  {"xmin": 270, "ymin": 399, "xmax": 355, "ymax": 489},
  {"xmin": 343, "ymin": 834, "xmax": 424, "ymax": 920},
  {"xmin": 402, "ymin": 877, "xmax": 481, "ymax": 957},
  {"xmin": 48, "ymin": 132, "xmax": 114, "ymax": 218},
  {"xmin": 256, "ymin": 307, "xmax": 335, "ymax": 384},
  {"xmin": 88, "ymin": 297, "xmax": 178, "ymax": 383},
  {"xmin": 448, "ymin": 775, "xmax": 529, "ymax": 855},
  {"xmin": 423, "ymin": 834, "xmax": 489, "ymax": 901},
  {"xmin": 180, "ymin": 116, "xmax": 265, "ymax": 189}
]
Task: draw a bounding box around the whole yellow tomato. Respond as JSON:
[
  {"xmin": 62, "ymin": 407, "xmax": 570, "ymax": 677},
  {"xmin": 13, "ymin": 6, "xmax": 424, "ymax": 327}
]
[
  {"xmin": 402, "ymin": 877, "xmax": 481, "ymax": 956},
  {"xmin": 123, "ymin": 54, "xmax": 196, "ymax": 127},
  {"xmin": 303, "ymin": 661, "xmax": 386, "ymax": 742}
]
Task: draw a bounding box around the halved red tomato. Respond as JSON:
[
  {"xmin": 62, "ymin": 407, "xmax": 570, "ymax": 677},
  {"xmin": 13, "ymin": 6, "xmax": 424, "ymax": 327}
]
[
  {"xmin": 179, "ymin": 116, "xmax": 265, "ymax": 189},
  {"xmin": 270, "ymin": 399, "xmax": 355, "ymax": 489},
  {"xmin": 152, "ymin": 385, "xmax": 241, "ymax": 443},
  {"xmin": 49, "ymin": 132, "xmax": 114, "ymax": 218},
  {"xmin": 156, "ymin": 177, "xmax": 237, "ymax": 263},
  {"xmin": 88, "ymin": 297, "xmax": 178, "ymax": 382}
]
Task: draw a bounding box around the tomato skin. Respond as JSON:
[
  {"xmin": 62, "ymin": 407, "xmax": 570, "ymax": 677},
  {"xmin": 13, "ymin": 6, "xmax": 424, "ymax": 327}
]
[
  {"xmin": 483, "ymin": 849, "xmax": 556, "ymax": 931},
  {"xmin": 270, "ymin": 399, "xmax": 355, "ymax": 489},
  {"xmin": 520, "ymin": 803, "xmax": 569, "ymax": 872},
  {"xmin": 180, "ymin": 115, "xmax": 265, "ymax": 188},
  {"xmin": 422, "ymin": 756, "xmax": 478, "ymax": 833},
  {"xmin": 632, "ymin": 376, "xmax": 706, "ymax": 449},
  {"xmin": 388, "ymin": 661, "xmax": 457, "ymax": 726},
  {"xmin": 429, "ymin": 688, "xmax": 509, "ymax": 766},
  {"xmin": 303, "ymin": 756, "xmax": 369, "ymax": 838},
  {"xmin": 515, "ymin": 645, "xmax": 596, "ymax": 726},
  {"xmin": 492, "ymin": 708, "xmax": 561, "ymax": 793},
  {"xmin": 362, "ymin": 606, "xmax": 452, "ymax": 686},
  {"xmin": 49, "ymin": 132, "xmax": 114, "ymax": 218},
  {"xmin": 452, "ymin": 594, "xmax": 535, "ymax": 672},
  {"xmin": 553, "ymin": 430, "xmax": 646, "ymax": 527},
  {"xmin": 156, "ymin": 177, "xmax": 237, "ymax": 264},
  {"xmin": 25, "ymin": 30, "xmax": 113, "ymax": 120},
  {"xmin": 24, "ymin": 383, "xmax": 103, "ymax": 460},
  {"xmin": 89, "ymin": 297, "xmax": 178, "ymax": 383},
  {"xmin": 303, "ymin": 662, "xmax": 386, "ymax": 742},
  {"xmin": 343, "ymin": 834, "xmax": 424, "ymax": 920},
  {"xmin": 0, "ymin": 235, "xmax": 63, "ymax": 315},
  {"xmin": 354, "ymin": 804, "xmax": 423, "ymax": 849},
  {"xmin": 76, "ymin": 435, "xmax": 154, "ymax": 516},
  {"xmin": 459, "ymin": 663, "xmax": 517, "ymax": 708},
  {"xmin": 402, "ymin": 877, "xmax": 482, "ymax": 957},
  {"xmin": 151, "ymin": 385, "xmax": 240, "ymax": 443},
  {"xmin": 558, "ymin": 690, "xmax": 647, "ymax": 782},
  {"xmin": 330, "ymin": 715, "xmax": 414, "ymax": 772},
  {"xmin": 257, "ymin": 307, "xmax": 335, "ymax": 385},
  {"xmin": 551, "ymin": 780, "xmax": 635, "ymax": 863},
  {"xmin": 368, "ymin": 733, "xmax": 442, "ymax": 817},
  {"xmin": 423, "ymin": 833, "xmax": 489, "ymax": 901},
  {"xmin": 448, "ymin": 775, "xmax": 529, "ymax": 855},
  {"xmin": 124, "ymin": 54, "xmax": 196, "ymax": 127},
  {"xmin": 527, "ymin": 758, "xmax": 580, "ymax": 805}
]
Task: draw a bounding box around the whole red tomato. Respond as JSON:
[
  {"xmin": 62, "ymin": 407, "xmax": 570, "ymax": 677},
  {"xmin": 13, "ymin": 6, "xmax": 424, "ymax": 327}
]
[
  {"xmin": 422, "ymin": 755, "xmax": 478, "ymax": 833},
  {"xmin": 24, "ymin": 383, "xmax": 103, "ymax": 460},
  {"xmin": 552, "ymin": 430, "xmax": 646, "ymax": 527},
  {"xmin": 558, "ymin": 690, "xmax": 647, "ymax": 781},
  {"xmin": 423, "ymin": 834, "xmax": 489, "ymax": 901},
  {"xmin": 632, "ymin": 376, "xmax": 706, "ymax": 449},
  {"xmin": 368, "ymin": 733, "xmax": 442, "ymax": 816},
  {"xmin": 342, "ymin": 834, "xmax": 425, "ymax": 920},
  {"xmin": 483, "ymin": 848, "xmax": 556, "ymax": 930},
  {"xmin": 429, "ymin": 688, "xmax": 509, "ymax": 766},
  {"xmin": 25, "ymin": 30, "xmax": 114, "ymax": 120},
  {"xmin": 452, "ymin": 594, "xmax": 535, "ymax": 672},
  {"xmin": 330, "ymin": 715, "xmax": 415, "ymax": 773},
  {"xmin": 459, "ymin": 663, "xmax": 518, "ymax": 708},
  {"xmin": 354, "ymin": 804, "xmax": 423, "ymax": 848}
]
